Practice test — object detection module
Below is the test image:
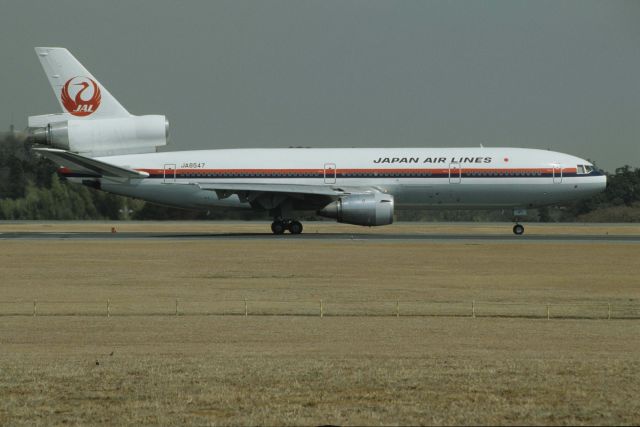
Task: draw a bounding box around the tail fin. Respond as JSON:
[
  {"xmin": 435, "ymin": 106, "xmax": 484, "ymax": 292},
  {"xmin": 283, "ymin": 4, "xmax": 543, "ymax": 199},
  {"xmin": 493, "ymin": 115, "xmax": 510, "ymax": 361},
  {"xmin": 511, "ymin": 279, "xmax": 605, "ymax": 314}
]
[{"xmin": 34, "ymin": 47, "xmax": 130, "ymax": 118}]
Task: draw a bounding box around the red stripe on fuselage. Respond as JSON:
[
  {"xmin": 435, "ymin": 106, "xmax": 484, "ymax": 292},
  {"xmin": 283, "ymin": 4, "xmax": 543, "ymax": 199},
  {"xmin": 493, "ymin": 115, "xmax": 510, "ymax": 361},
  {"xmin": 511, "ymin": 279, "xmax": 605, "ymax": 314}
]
[{"xmin": 136, "ymin": 167, "xmax": 577, "ymax": 175}]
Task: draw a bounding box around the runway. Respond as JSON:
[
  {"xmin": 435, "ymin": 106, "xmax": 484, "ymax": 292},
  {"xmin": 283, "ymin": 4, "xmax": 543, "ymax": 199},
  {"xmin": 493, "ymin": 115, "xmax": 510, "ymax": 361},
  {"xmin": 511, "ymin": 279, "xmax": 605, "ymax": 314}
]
[{"xmin": 1, "ymin": 231, "xmax": 639, "ymax": 243}]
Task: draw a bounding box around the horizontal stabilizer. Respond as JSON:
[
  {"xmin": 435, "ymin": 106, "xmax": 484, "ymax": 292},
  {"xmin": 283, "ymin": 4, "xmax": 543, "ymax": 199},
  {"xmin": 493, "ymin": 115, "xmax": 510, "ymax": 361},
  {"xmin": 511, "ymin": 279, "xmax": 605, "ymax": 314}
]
[{"xmin": 33, "ymin": 147, "xmax": 148, "ymax": 179}]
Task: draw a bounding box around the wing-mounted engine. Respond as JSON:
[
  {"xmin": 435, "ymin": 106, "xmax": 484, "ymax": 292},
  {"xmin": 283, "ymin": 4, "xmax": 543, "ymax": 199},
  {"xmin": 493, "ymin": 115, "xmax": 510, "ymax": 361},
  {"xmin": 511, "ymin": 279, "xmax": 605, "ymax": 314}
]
[
  {"xmin": 318, "ymin": 191, "xmax": 394, "ymax": 226},
  {"xmin": 28, "ymin": 115, "xmax": 168, "ymax": 157}
]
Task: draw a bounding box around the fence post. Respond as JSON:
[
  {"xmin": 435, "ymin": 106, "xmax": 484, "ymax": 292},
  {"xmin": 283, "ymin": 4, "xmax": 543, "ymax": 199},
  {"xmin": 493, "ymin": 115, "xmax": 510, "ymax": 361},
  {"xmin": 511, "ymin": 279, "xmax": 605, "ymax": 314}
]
[
  {"xmin": 107, "ymin": 299, "xmax": 110, "ymax": 318},
  {"xmin": 546, "ymin": 303, "xmax": 550, "ymax": 320},
  {"xmin": 33, "ymin": 300, "xmax": 36, "ymax": 317},
  {"xmin": 244, "ymin": 299, "xmax": 248, "ymax": 317},
  {"xmin": 472, "ymin": 300, "xmax": 476, "ymax": 319},
  {"xmin": 320, "ymin": 299, "xmax": 323, "ymax": 318},
  {"xmin": 396, "ymin": 300, "xmax": 400, "ymax": 318},
  {"xmin": 608, "ymin": 302, "xmax": 611, "ymax": 320},
  {"xmin": 175, "ymin": 298, "xmax": 179, "ymax": 316}
]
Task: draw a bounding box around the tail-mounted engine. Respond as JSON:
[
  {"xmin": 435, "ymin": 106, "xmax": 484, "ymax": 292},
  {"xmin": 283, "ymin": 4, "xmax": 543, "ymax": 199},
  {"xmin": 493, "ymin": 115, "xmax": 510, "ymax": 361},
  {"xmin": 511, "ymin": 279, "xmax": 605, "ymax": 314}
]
[
  {"xmin": 318, "ymin": 191, "xmax": 394, "ymax": 226},
  {"xmin": 28, "ymin": 115, "xmax": 168, "ymax": 157}
]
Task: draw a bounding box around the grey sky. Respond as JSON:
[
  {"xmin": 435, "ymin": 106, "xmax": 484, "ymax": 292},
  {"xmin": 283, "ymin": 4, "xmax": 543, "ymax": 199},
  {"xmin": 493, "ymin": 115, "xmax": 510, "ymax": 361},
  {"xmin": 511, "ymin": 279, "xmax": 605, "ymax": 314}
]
[{"xmin": 1, "ymin": 0, "xmax": 638, "ymax": 172}]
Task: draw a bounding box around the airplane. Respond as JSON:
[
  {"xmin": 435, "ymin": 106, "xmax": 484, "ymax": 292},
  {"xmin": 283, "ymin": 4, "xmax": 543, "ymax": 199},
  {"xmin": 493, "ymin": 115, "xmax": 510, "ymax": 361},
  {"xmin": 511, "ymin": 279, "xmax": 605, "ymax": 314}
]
[{"xmin": 27, "ymin": 47, "xmax": 606, "ymax": 235}]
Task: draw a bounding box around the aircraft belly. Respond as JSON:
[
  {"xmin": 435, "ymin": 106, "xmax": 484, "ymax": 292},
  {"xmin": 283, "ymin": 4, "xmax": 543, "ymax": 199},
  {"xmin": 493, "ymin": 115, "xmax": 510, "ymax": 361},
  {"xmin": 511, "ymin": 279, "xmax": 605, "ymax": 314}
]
[
  {"xmin": 90, "ymin": 174, "xmax": 604, "ymax": 212},
  {"xmin": 100, "ymin": 180, "xmax": 249, "ymax": 210},
  {"xmin": 387, "ymin": 178, "xmax": 603, "ymax": 208}
]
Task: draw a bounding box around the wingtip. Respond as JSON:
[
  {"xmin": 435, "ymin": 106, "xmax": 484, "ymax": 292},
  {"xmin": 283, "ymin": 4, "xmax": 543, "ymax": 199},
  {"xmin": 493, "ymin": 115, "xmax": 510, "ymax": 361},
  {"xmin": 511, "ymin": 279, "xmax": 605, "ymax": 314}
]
[
  {"xmin": 32, "ymin": 147, "xmax": 66, "ymax": 153},
  {"xmin": 34, "ymin": 47, "xmax": 68, "ymax": 55}
]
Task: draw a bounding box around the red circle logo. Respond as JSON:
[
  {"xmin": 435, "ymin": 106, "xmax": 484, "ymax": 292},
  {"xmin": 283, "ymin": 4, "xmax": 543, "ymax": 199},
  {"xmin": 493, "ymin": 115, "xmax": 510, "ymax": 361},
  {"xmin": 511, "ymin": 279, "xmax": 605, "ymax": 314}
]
[{"xmin": 61, "ymin": 76, "xmax": 101, "ymax": 116}]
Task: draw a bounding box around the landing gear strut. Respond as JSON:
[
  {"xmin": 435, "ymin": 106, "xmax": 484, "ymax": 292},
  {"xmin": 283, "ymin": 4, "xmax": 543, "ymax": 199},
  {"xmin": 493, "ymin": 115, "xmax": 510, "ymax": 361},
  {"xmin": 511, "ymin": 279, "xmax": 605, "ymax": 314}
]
[{"xmin": 271, "ymin": 219, "xmax": 303, "ymax": 235}]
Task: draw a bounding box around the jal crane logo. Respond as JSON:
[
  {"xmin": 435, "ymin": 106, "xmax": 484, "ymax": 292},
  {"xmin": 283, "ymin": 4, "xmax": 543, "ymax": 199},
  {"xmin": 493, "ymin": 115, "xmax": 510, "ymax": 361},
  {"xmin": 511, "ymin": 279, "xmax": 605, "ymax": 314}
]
[{"xmin": 61, "ymin": 76, "xmax": 101, "ymax": 116}]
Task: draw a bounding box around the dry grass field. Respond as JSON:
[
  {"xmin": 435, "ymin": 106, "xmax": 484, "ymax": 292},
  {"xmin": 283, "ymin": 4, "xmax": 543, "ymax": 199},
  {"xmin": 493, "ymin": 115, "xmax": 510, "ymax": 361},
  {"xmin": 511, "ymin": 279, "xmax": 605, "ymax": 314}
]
[{"xmin": 1, "ymin": 222, "xmax": 639, "ymax": 425}]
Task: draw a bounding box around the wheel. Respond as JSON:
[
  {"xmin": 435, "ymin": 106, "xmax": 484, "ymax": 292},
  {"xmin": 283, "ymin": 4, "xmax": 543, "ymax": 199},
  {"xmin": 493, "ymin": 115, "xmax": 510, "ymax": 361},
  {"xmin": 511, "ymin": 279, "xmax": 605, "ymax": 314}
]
[
  {"xmin": 513, "ymin": 224, "xmax": 524, "ymax": 235},
  {"xmin": 289, "ymin": 221, "xmax": 303, "ymax": 235},
  {"xmin": 271, "ymin": 221, "xmax": 286, "ymax": 235}
]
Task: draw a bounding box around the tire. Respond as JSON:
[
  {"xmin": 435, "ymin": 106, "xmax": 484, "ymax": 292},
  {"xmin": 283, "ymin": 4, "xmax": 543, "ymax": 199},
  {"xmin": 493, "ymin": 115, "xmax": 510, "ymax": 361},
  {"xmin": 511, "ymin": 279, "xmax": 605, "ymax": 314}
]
[
  {"xmin": 289, "ymin": 221, "xmax": 303, "ymax": 235},
  {"xmin": 271, "ymin": 221, "xmax": 285, "ymax": 235},
  {"xmin": 513, "ymin": 224, "xmax": 524, "ymax": 235}
]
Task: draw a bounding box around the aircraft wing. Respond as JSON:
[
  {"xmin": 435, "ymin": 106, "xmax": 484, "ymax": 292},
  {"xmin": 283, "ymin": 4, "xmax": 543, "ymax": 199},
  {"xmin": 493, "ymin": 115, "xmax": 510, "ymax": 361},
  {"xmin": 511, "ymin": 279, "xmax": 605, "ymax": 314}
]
[
  {"xmin": 32, "ymin": 147, "xmax": 149, "ymax": 179},
  {"xmin": 197, "ymin": 182, "xmax": 349, "ymax": 197},
  {"xmin": 196, "ymin": 182, "xmax": 373, "ymax": 211}
]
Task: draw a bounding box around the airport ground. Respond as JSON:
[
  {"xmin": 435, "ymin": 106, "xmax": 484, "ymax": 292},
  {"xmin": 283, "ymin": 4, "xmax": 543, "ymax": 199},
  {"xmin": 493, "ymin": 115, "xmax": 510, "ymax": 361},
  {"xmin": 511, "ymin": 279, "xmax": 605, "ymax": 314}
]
[{"xmin": 0, "ymin": 222, "xmax": 639, "ymax": 425}]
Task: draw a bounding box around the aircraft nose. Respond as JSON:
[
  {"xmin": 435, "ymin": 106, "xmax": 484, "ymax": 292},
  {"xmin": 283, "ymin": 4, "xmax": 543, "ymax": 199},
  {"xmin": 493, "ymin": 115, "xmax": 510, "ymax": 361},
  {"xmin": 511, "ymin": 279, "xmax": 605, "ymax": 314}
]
[
  {"xmin": 589, "ymin": 169, "xmax": 607, "ymax": 195},
  {"xmin": 592, "ymin": 166, "xmax": 607, "ymax": 186},
  {"xmin": 598, "ymin": 173, "xmax": 607, "ymax": 191}
]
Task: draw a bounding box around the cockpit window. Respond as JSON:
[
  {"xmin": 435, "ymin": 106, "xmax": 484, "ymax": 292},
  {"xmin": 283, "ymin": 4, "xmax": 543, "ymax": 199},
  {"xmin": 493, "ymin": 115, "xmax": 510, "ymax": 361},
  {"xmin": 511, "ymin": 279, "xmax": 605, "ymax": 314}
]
[{"xmin": 577, "ymin": 165, "xmax": 593, "ymax": 175}]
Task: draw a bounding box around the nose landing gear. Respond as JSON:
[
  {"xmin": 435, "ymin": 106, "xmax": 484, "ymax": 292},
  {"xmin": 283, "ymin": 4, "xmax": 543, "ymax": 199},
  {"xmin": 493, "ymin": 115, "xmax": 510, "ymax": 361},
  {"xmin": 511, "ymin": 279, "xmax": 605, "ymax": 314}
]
[
  {"xmin": 271, "ymin": 219, "xmax": 303, "ymax": 235},
  {"xmin": 513, "ymin": 223, "xmax": 525, "ymax": 235},
  {"xmin": 511, "ymin": 208, "xmax": 527, "ymax": 236}
]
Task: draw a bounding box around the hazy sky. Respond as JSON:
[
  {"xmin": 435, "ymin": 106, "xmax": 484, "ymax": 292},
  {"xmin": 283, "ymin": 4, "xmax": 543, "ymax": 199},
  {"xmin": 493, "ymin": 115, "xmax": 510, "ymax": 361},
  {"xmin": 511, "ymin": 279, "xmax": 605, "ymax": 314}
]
[{"xmin": 1, "ymin": 0, "xmax": 639, "ymax": 171}]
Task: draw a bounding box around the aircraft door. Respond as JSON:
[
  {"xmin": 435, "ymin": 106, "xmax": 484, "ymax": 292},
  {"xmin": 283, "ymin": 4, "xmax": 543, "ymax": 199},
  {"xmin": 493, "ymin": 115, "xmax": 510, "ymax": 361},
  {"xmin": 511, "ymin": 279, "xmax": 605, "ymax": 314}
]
[
  {"xmin": 324, "ymin": 163, "xmax": 336, "ymax": 184},
  {"xmin": 553, "ymin": 165, "xmax": 563, "ymax": 184},
  {"xmin": 449, "ymin": 162, "xmax": 461, "ymax": 184},
  {"xmin": 163, "ymin": 163, "xmax": 176, "ymax": 183}
]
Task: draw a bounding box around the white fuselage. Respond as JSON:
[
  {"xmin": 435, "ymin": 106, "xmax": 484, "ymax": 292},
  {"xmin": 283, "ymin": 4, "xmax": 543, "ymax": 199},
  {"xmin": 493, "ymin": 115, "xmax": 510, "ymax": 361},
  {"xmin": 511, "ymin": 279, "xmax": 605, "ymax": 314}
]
[{"xmin": 63, "ymin": 147, "xmax": 606, "ymax": 212}]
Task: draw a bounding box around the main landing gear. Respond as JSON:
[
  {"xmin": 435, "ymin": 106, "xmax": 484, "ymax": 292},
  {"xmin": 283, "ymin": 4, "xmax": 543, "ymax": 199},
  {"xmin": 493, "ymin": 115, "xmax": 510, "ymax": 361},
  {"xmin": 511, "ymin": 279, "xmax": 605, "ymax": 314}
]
[{"xmin": 271, "ymin": 219, "xmax": 303, "ymax": 235}]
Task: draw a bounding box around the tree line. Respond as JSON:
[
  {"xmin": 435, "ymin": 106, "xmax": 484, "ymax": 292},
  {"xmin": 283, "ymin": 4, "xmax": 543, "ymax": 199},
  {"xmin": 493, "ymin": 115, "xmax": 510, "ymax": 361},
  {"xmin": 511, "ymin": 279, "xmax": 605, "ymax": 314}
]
[{"xmin": 0, "ymin": 134, "xmax": 638, "ymax": 222}]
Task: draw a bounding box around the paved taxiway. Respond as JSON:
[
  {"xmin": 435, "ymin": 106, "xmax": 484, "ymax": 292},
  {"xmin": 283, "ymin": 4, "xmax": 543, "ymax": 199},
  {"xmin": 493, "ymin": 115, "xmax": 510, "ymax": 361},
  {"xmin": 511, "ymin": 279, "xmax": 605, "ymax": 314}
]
[{"xmin": 1, "ymin": 231, "xmax": 639, "ymax": 243}]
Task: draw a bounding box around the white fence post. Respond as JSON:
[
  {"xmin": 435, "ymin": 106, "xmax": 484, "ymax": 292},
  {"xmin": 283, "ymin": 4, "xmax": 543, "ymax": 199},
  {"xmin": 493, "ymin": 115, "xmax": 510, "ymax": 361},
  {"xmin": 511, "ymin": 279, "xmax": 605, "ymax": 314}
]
[
  {"xmin": 107, "ymin": 299, "xmax": 110, "ymax": 318},
  {"xmin": 244, "ymin": 299, "xmax": 248, "ymax": 317},
  {"xmin": 320, "ymin": 299, "xmax": 323, "ymax": 318}
]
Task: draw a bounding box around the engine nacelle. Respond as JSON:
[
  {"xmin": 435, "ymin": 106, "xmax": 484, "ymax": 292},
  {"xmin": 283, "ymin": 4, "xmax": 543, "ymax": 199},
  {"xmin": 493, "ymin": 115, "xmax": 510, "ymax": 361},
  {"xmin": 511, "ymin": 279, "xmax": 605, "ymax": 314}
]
[
  {"xmin": 29, "ymin": 115, "xmax": 168, "ymax": 157},
  {"xmin": 318, "ymin": 192, "xmax": 394, "ymax": 226}
]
